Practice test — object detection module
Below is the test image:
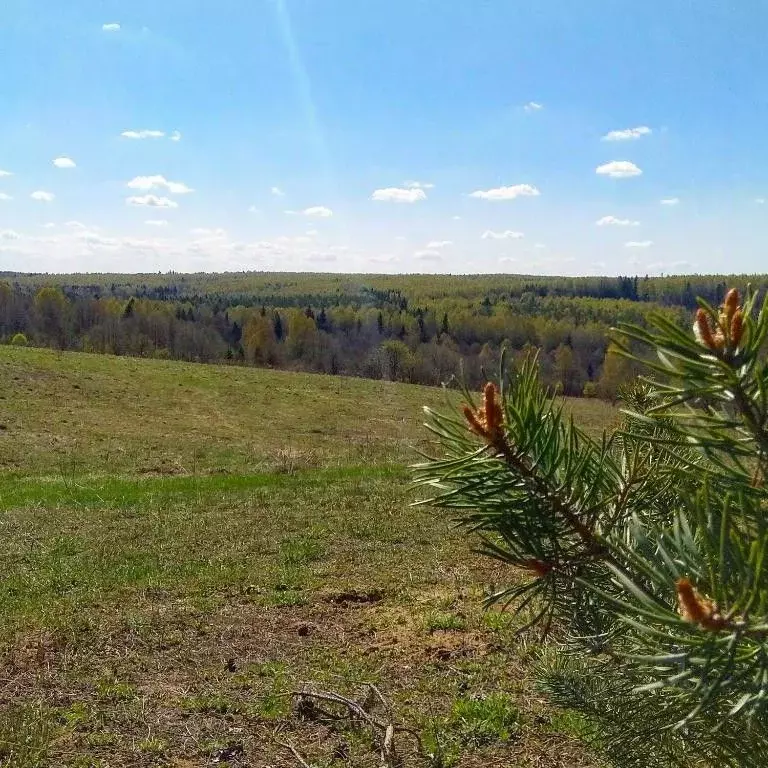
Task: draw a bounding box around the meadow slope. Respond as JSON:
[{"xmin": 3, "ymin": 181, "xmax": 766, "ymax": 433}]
[{"xmin": 0, "ymin": 348, "xmax": 616, "ymax": 767}]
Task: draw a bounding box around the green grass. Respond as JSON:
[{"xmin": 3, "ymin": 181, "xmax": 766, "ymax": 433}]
[{"xmin": 0, "ymin": 346, "xmax": 614, "ymax": 766}]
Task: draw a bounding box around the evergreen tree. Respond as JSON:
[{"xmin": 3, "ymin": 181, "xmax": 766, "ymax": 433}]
[{"xmin": 415, "ymin": 288, "xmax": 768, "ymax": 767}]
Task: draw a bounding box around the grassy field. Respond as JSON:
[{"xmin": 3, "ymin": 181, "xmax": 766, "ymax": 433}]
[{"xmin": 0, "ymin": 348, "xmax": 616, "ymax": 767}]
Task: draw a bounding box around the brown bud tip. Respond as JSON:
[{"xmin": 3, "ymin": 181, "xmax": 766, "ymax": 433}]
[
  {"xmin": 694, "ymin": 309, "xmax": 718, "ymax": 350},
  {"xmin": 462, "ymin": 405, "xmax": 486, "ymax": 437},
  {"xmin": 482, "ymin": 382, "xmax": 501, "ymax": 431},
  {"xmin": 724, "ymin": 288, "xmax": 740, "ymax": 315},
  {"xmin": 676, "ymin": 578, "xmax": 727, "ymax": 631},
  {"xmin": 730, "ymin": 309, "xmax": 744, "ymax": 347}
]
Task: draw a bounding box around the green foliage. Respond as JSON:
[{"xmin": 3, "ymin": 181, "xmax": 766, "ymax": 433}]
[
  {"xmin": 415, "ymin": 288, "xmax": 768, "ymax": 766},
  {"xmin": 3, "ymin": 271, "xmax": 767, "ymax": 394},
  {"xmin": 10, "ymin": 331, "xmax": 27, "ymax": 346}
]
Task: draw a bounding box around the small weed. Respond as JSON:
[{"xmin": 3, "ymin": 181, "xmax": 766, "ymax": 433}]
[
  {"xmin": 95, "ymin": 677, "xmax": 136, "ymax": 702},
  {"xmin": 85, "ymin": 731, "xmax": 119, "ymax": 748},
  {"xmin": 451, "ymin": 694, "xmax": 520, "ymax": 746},
  {"xmin": 255, "ymin": 692, "xmax": 290, "ymax": 719},
  {"xmin": 179, "ymin": 694, "xmax": 243, "ymax": 715},
  {"xmin": 279, "ymin": 533, "xmax": 325, "ymax": 566},
  {"xmin": 425, "ymin": 612, "xmax": 467, "ymax": 633},
  {"xmin": 137, "ymin": 736, "xmax": 167, "ymax": 755},
  {"xmin": 59, "ymin": 702, "xmax": 93, "ymax": 730}
]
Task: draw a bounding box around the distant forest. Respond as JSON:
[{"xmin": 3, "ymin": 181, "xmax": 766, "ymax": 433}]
[{"xmin": 2, "ymin": 272, "xmax": 766, "ymax": 399}]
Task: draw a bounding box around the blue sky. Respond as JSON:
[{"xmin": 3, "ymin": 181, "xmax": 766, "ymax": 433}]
[{"xmin": 0, "ymin": 0, "xmax": 766, "ymax": 275}]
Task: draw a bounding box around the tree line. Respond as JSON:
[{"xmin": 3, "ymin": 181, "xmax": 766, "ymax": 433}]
[{"xmin": 1, "ymin": 272, "xmax": 766, "ymax": 399}]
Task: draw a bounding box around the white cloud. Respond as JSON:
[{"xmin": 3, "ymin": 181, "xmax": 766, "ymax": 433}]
[
  {"xmin": 79, "ymin": 231, "xmax": 120, "ymax": 248},
  {"xmin": 660, "ymin": 197, "xmax": 680, "ymax": 206},
  {"xmin": 170, "ymin": 131, "xmax": 182, "ymax": 142},
  {"xmin": 0, "ymin": 170, "xmax": 13, "ymax": 177},
  {"xmin": 191, "ymin": 227, "xmax": 227, "ymax": 237},
  {"xmin": 1, "ymin": 229, "xmax": 21, "ymax": 240},
  {"xmin": 305, "ymin": 252, "xmax": 337, "ymax": 263},
  {"xmin": 371, "ymin": 187, "xmax": 427, "ymax": 203},
  {"xmin": 451, "ymin": 215, "xmax": 461, "ymax": 220},
  {"xmin": 31, "ymin": 190, "xmax": 55, "ymax": 202},
  {"xmin": 625, "ymin": 240, "xmax": 653, "ymax": 248},
  {"xmin": 469, "ymin": 184, "xmax": 540, "ymax": 200},
  {"xmin": 126, "ymin": 194, "xmax": 179, "ymax": 208},
  {"xmin": 534, "ymin": 243, "xmax": 546, "ymax": 249},
  {"xmin": 121, "ymin": 130, "xmax": 165, "ymax": 140},
  {"xmin": 601, "ymin": 126, "xmax": 652, "ymax": 141},
  {"xmin": 498, "ymin": 256, "xmax": 517, "ymax": 263},
  {"xmin": 595, "ymin": 161, "xmax": 642, "ymax": 179},
  {"xmin": 127, "ymin": 175, "xmax": 193, "ymax": 194},
  {"xmin": 0, "ymin": 193, "xmax": 12, "ymax": 201},
  {"xmin": 43, "ymin": 223, "xmax": 56, "ymax": 229},
  {"xmin": 65, "ymin": 221, "xmax": 88, "ymax": 230},
  {"xmin": 53, "ymin": 156, "xmax": 76, "ymax": 169},
  {"xmin": 271, "ymin": 186, "xmax": 286, "ymax": 197},
  {"xmin": 248, "ymin": 205, "xmax": 261, "ymax": 213},
  {"xmin": 756, "ymin": 198, "xmax": 766, "ymax": 205},
  {"xmin": 403, "ymin": 180, "xmax": 434, "ymax": 189},
  {"xmin": 523, "ymin": 101, "xmax": 543, "ymax": 112},
  {"xmin": 368, "ymin": 254, "xmax": 400, "ymax": 264},
  {"xmin": 102, "ymin": 22, "xmax": 120, "ymax": 32},
  {"xmin": 414, "ymin": 249, "xmax": 441, "ymax": 261},
  {"xmin": 302, "ymin": 205, "xmax": 333, "ymax": 218},
  {"xmin": 481, "ymin": 229, "xmax": 524, "ymax": 240},
  {"xmin": 145, "ymin": 219, "xmax": 168, "ymax": 227},
  {"xmin": 305, "ymin": 229, "xmax": 318, "ymax": 236},
  {"xmin": 426, "ymin": 240, "xmax": 453, "ymax": 249},
  {"xmin": 596, "ymin": 215, "xmax": 639, "ymax": 227}
]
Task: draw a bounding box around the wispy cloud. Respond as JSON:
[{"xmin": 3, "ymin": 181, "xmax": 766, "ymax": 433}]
[
  {"xmin": 602, "ymin": 126, "xmax": 651, "ymax": 141},
  {"xmin": 523, "ymin": 101, "xmax": 543, "ymax": 112},
  {"xmin": 145, "ymin": 219, "xmax": 169, "ymax": 227},
  {"xmin": 53, "ymin": 157, "xmax": 76, "ymax": 169},
  {"xmin": 170, "ymin": 131, "xmax": 182, "ymax": 142},
  {"xmin": 625, "ymin": 240, "xmax": 653, "ymax": 248},
  {"xmin": 756, "ymin": 198, "xmax": 766, "ymax": 205},
  {"xmin": 403, "ymin": 180, "xmax": 434, "ymax": 189},
  {"xmin": 0, "ymin": 193, "xmax": 12, "ymax": 201},
  {"xmin": 302, "ymin": 206, "xmax": 333, "ymax": 218},
  {"xmin": 271, "ymin": 186, "xmax": 286, "ymax": 197},
  {"xmin": 102, "ymin": 22, "xmax": 120, "ymax": 32},
  {"xmin": 1, "ymin": 229, "xmax": 21, "ymax": 240},
  {"xmin": 596, "ymin": 215, "xmax": 639, "ymax": 227},
  {"xmin": 481, "ymin": 229, "xmax": 524, "ymax": 240},
  {"xmin": 498, "ymin": 256, "xmax": 517, "ymax": 263},
  {"xmin": 426, "ymin": 240, "xmax": 453, "ymax": 249},
  {"xmin": 596, "ymin": 161, "xmax": 642, "ymax": 178},
  {"xmin": 469, "ymin": 184, "xmax": 540, "ymax": 201},
  {"xmin": 127, "ymin": 175, "xmax": 193, "ymax": 194},
  {"xmin": 372, "ymin": 187, "xmax": 427, "ymax": 203},
  {"xmin": 0, "ymin": 170, "xmax": 13, "ymax": 177},
  {"xmin": 414, "ymin": 250, "xmax": 441, "ymax": 261},
  {"xmin": 126, "ymin": 194, "xmax": 179, "ymax": 209},
  {"xmin": 660, "ymin": 197, "xmax": 680, "ymax": 206},
  {"xmin": 31, "ymin": 190, "xmax": 55, "ymax": 202},
  {"xmin": 121, "ymin": 130, "xmax": 165, "ymax": 140}
]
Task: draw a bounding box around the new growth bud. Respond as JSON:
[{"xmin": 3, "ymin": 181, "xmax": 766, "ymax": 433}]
[
  {"xmin": 463, "ymin": 382, "xmax": 508, "ymax": 450},
  {"xmin": 676, "ymin": 578, "xmax": 730, "ymax": 632},
  {"xmin": 693, "ymin": 289, "xmax": 744, "ymax": 352}
]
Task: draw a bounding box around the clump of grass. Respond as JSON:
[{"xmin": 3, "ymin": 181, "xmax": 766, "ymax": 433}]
[
  {"xmin": 450, "ymin": 694, "xmax": 520, "ymax": 746},
  {"xmin": 0, "ymin": 703, "xmax": 58, "ymax": 767},
  {"xmin": 279, "ymin": 533, "xmax": 325, "ymax": 566},
  {"xmin": 425, "ymin": 612, "xmax": 467, "ymax": 633}
]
